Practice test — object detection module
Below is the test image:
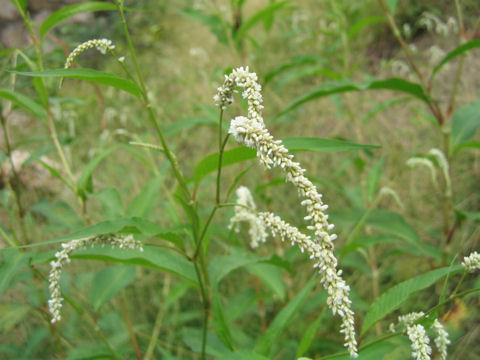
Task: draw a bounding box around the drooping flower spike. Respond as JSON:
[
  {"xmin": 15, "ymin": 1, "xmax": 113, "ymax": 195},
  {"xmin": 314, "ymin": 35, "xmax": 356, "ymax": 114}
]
[
  {"xmin": 217, "ymin": 67, "xmax": 357, "ymax": 357},
  {"xmin": 64, "ymin": 39, "xmax": 115, "ymax": 69},
  {"xmin": 48, "ymin": 233, "xmax": 143, "ymax": 323}
]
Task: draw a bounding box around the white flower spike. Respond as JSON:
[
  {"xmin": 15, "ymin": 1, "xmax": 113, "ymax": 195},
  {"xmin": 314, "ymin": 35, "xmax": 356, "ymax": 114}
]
[
  {"xmin": 48, "ymin": 233, "xmax": 143, "ymax": 323},
  {"xmin": 217, "ymin": 67, "xmax": 358, "ymax": 357}
]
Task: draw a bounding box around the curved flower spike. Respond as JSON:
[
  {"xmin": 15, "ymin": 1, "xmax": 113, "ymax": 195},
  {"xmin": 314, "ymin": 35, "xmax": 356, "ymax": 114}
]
[{"xmin": 217, "ymin": 67, "xmax": 358, "ymax": 357}]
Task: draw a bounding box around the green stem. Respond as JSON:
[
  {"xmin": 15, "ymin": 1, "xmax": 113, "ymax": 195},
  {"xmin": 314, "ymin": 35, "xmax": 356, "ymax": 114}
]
[
  {"xmin": 115, "ymin": 0, "xmax": 191, "ymax": 202},
  {"xmin": 193, "ymin": 261, "xmax": 210, "ymax": 360}
]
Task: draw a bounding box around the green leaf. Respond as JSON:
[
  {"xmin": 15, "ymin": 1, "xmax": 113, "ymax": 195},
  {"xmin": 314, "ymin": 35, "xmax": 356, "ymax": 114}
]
[
  {"xmin": 40, "ymin": 2, "xmax": 118, "ymax": 38},
  {"xmin": 30, "ymin": 200, "xmax": 83, "ymax": 231},
  {"xmin": 193, "ymin": 146, "xmax": 256, "ymax": 185},
  {"xmin": 450, "ymin": 99, "xmax": 480, "ymax": 151},
  {"xmin": 182, "ymin": 328, "xmax": 232, "ymax": 358},
  {"xmin": 35, "ymin": 245, "xmax": 197, "ymax": 284},
  {"xmin": 181, "ymin": 9, "xmax": 228, "ymax": 45},
  {"xmin": 454, "ymin": 141, "xmax": 480, "ymax": 151},
  {"xmin": 366, "ymin": 158, "xmax": 384, "ymax": 203},
  {"xmin": 212, "ymin": 288, "xmax": 236, "ymax": 351},
  {"xmin": 194, "ymin": 138, "xmax": 379, "ymax": 185},
  {"xmin": 296, "ymin": 309, "xmax": 325, "ymax": 358},
  {"xmin": 126, "ymin": 175, "xmax": 164, "ymax": 218},
  {"xmin": 89, "ymin": 265, "xmax": 136, "ymax": 311},
  {"xmin": 347, "ymin": 16, "xmax": 384, "ymax": 39},
  {"xmin": 331, "ymin": 209, "xmax": 418, "ymax": 244},
  {"xmin": 22, "ymin": 217, "xmax": 165, "ymax": 248},
  {"xmin": 282, "ymin": 137, "xmax": 380, "ymax": 152},
  {"xmin": 361, "ymin": 265, "xmax": 463, "ymax": 335},
  {"xmin": 432, "ymin": 39, "xmax": 480, "ymax": 75},
  {"xmin": 13, "ymin": 69, "xmax": 142, "ymax": 98},
  {"xmin": 90, "ymin": 188, "xmax": 124, "ymax": 219},
  {"xmin": 255, "ymin": 276, "xmax": 316, "ymax": 355},
  {"xmin": 340, "ymin": 235, "xmax": 399, "ymax": 256},
  {"xmin": 77, "ymin": 146, "xmax": 117, "ymax": 194},
  {"xmin": 247, "ymin": 263, "xmax": 286, "ymax": 301},
  {"xmin": 277, "ymin": 78, "xmax": 430, "ymax": 118},
  {"xmin": 209, "ymin": 247, "xmax": 265, "ymax": 284},
  {"xmin": 0, "ymin": 249, "xmax": 27, "ymax": 298},
  {"xmin": 235, "ymin": 1, "xmax": 290, "ymax": 40},
  {"xmin": 0, "ymin": 88, "xmax": 46, "ymax": 121},
  {"xmin": 264, "ymin": 56, "xmax": 325, "ymax": 84}
]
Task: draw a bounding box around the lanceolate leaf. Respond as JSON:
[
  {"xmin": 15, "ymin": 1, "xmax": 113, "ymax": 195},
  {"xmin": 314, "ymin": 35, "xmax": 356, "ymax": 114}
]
[
  {"xmin": 212, "ymin": 288, "xmax": 236, "ymax": 351},
  {"xmin": 209, "ymin": 247, "xmax": 264, "ymax": 284},
  {"xmin": 277, "ymin": 78, "xmax": 430, "ymax": 118},
  {"xmin": 0, "ymin": 249, "xmax": 27, "ymax": 298},
  {"xmin": 432, "ymin": 39, "xmax": 480, "ymax": 75},
  {"xmin": 13, "ymin": 69, "xmax": 142, "ymax": 98},
  {"xmin": 21, "ymin": 217, "xmax": 165, "ymax": 248},
  {"xmin": 89, "ymin": 265, "xmax": 136, "ymax": 311},
  {"xmin": 40, "ymin": 1, "xmax": 118, "ymax": 38},
  {"xmin": 255, "ymin": 276, "xmax": 316, "ymax": 355},
  {"xmin": 361, "ymin": 265, "xmax": 463, "ymax": 335},
  {"xmin": 193, "ymin": 146, "xmax": 256, "ymax": 185},
  {"xmin": 330, "ymin": 209, "xmax": 418, "ymax": 244},
  {"xmin": 0, "ymin": 88, "xmax": 46, "ymax": 121},
  {"xmin": 39, "ymin": 245, "xmax": 197, "ymax": 284},
  {"xmin": 193, "ymin": 138, "xmax": 379, "ymax": 185},
  {"xmin": 450, "ymin": 99, "xmax": 480, "ymax": 151}
]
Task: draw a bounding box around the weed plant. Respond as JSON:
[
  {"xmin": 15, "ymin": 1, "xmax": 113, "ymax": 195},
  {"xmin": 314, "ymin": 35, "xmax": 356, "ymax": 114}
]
[{"xmin": 0, "ymin": 0, "xmax": 479, "ymax": 359}]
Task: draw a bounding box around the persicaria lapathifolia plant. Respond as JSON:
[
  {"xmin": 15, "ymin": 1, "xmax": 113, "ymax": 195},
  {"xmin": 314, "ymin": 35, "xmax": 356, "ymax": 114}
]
[{"xmin": 216, "ymin": 67, "xmax": 358, "ymax": 358}]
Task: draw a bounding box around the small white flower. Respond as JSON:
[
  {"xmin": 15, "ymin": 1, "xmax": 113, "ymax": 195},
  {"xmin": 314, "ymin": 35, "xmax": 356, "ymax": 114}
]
[
  {"xmin": 432, "ymin": 319, "xmax": 450, "ymax": 360},
  {"xmin": 398, "ymin": 312, "xmax": 424, "ymax": 327},
  {"xmin": 48, "ymin": 234, "xmax": 142, "ymax": 323},
  {"xmin": 462, "ymin": 251, "xmax": 480, "ymax": 273},
  {"xmin": 407, "ymin": 324, "xmax": 432, "ymax": 360},
  {"xmin": 230, "ymin": 187, "xmax": 267, "ymax": 248}
]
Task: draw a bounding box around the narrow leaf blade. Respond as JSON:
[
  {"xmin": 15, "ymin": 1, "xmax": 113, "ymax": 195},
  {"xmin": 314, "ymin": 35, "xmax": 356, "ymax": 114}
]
[
  {"xmin": 450, "ymin": 99, "xmax": 480, "ymax": 151},
  {"xmin": 255, "ymin": 276, "xmax": 316, "ymax": 355},
  {"xmin": 361, "ymin": 265, "xmax": 463, "ymax": 335},
  {"xmin": 13, "ymin": 69, "xmax": 142, "ymax": 98},
  {"xmin": 433, "ymin": 39, "xmax": 480, "ymax": 75},
  {"xmin": 0, "ymin": 88, "xmax": 46, "ymax": 120},
  {"xmin": 89, "ymin": 265, "xmax": 136, "ymax": 311},
  {"xmin": 40, "ymin": 1, "xmax": 118, "ymax": 38},
  {"xmin": 277, "ymin": 78, "xmax": 429, "ymax": 118}
]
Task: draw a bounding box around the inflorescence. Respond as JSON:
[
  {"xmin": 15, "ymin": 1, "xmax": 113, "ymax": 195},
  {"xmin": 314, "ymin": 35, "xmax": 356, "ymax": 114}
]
[
  {"xmin": 218, "ymin": 67, "xmax": 358, "ymax": 357},
  {"xmin": 48, "ymin": 233, "xmax": 143, "ymax": 324},
  {"xmin": 64, "ymin": 39, "xmax": 115, "ymax": 69},
  {"xmin": 391, "ymin": 312, "xmax": 450, "ymax": 360},
  {"xmin": 462, "ymin": 251, "xmax": 480, "ymax": 273}
]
